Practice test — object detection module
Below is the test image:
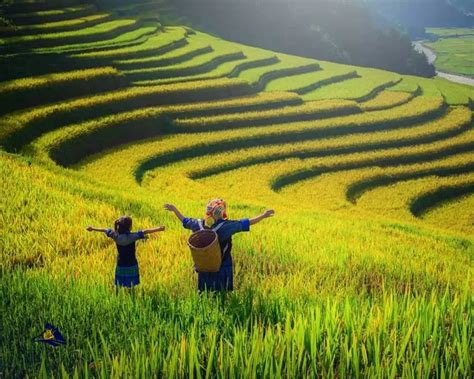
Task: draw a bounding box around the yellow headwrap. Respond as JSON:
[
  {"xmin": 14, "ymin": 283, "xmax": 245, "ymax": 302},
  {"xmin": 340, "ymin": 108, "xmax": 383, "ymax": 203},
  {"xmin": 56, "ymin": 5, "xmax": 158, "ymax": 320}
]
[{"xmin": 204, "ymin": 199, "xmax": 228, "ymax": 227}]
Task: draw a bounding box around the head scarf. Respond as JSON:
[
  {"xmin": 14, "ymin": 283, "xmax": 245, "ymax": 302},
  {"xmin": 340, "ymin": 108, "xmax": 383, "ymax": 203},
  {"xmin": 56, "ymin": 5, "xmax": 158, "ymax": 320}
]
[{"xmin": 204, "ymin": 199, "xmax": 228, "ymax": 227}]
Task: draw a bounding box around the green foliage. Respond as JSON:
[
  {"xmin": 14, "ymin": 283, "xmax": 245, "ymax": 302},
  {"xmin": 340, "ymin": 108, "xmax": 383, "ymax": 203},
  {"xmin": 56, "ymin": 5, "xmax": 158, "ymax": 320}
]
[
  {"xmin": 0, "ymin": 67, "xmax": 127, "ymax": 115},
  {"xmin": 172, "ymin": 0, "xmax": 436, "ymax": 76},
  {"xmin": 1, "ymin": 2, "xmax": 473, "ymax": 377},
  {"xmin": 425, "ymin": 30, "xmax": 474, "ymax": 78}
]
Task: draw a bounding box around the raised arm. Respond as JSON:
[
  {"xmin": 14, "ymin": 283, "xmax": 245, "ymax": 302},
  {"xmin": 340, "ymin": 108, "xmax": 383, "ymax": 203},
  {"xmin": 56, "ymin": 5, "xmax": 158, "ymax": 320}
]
[
  {"xmin": 143, "ymin": 226, "xmax": 165, "ymax": 235},
  {"xmin": 164, "ymin": 204, "xmax": 185, "ymax": 222},
  {"xmin": 86, "ymin": 226, "xmax": 109, "ymax": 233},
  {"xmin": 249, "ymin": 209, "xmax": 275, "ymax": 225}
]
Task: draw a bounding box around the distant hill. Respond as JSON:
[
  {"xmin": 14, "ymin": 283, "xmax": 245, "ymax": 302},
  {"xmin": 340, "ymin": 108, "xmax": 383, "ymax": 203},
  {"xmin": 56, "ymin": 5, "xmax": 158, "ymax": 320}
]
[
  {"xmin": 170, "ymin": 0, "xmax": 435, "ymax": 77},
  {"xmin": 448, "ymin": 0, "xmax": 474, "ymax": 15},
  {"xmin": 365, "ymin": 0, "xmax": 474, "ymax": 38}
]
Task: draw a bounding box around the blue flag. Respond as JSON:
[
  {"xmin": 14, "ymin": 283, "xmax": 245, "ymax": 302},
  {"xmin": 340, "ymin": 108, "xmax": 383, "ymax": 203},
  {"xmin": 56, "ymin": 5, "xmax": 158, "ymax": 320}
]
[{"xmin": 34, "ymin": 323, "xmax": 66, "ymax": 347}]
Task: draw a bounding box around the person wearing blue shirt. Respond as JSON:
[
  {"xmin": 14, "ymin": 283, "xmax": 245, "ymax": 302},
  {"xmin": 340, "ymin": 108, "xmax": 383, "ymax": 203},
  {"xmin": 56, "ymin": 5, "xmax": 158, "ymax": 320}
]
[
  {"xmin": 87, "ymin": 216, "xmax": 165, "ymax": 289},
  {"xmin": 165, "ymin": 199, "xmax": 274, "ymax": 292}
]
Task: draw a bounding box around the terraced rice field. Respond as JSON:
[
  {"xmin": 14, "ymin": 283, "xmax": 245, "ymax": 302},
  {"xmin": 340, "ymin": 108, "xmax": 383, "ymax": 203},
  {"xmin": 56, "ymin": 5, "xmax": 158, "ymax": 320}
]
[
  {"xmin": 1, "ymin": 1, "xmax": 473, "ymax": 377},
  {"xmin": 424, "ymin": 27, "xmax": 474, "ymax": 78}
]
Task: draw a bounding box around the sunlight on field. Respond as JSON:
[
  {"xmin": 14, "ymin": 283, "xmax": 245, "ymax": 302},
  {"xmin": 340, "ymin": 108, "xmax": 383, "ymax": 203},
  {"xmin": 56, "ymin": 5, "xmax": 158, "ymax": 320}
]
[{"xmin": 0, "ymin": 0, "xmax": 473, "ymax": 377}]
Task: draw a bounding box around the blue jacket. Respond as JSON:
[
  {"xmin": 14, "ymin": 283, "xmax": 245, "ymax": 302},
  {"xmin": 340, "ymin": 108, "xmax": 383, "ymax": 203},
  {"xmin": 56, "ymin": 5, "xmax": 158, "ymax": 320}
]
[{"xmin": 182, "ymin": 218, "xmax": 250, "ymax": 267}]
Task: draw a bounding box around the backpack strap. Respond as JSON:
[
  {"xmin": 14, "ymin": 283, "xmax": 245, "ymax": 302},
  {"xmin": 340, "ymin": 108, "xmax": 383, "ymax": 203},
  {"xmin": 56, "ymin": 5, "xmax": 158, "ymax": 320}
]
[
  {"xmin": 209, "ymin": 221, "xmax": 230, "ymax": 258},
  {"xmin": 211, "ymin": 222, "xmax": 225, "ymax": 232},
  {"xmin": 198, "ymin": 220, "xmax": 225, "ymax": 232},
  {"xmin": 197, "ymin": 219, "xmax": 204, "ymax": 231}
]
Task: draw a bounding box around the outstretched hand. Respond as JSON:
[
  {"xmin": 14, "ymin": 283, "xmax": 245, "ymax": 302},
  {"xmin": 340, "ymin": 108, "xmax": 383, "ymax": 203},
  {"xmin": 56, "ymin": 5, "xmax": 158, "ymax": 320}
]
[
  {"xmin": 164, "ymin": 204, "xmax": 177, "ymax": 212},
  {"xmin": 263, "ymin": 209, "xmax": 275, "ymax": 218},
  {"xmin": 163, "ymin": 203, "xmax": 185, "ymax": 222},
  {"xmin": 249, "ymin": 209, "xmax": 275, "ymax": 226},
  {"xmin": 86, "ymin": 226, "xmax": 94, "ymax": 232},
  {"xmin": 143, "ymin": 225, "xmax": 166, "ymax": 235}
]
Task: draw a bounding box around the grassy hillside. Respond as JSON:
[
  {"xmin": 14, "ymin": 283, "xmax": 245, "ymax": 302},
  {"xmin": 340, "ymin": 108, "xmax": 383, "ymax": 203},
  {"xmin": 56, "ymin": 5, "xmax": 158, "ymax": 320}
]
[{"xmin": 0, "ymin": 1, "xmax": 473, "ymax": 377}]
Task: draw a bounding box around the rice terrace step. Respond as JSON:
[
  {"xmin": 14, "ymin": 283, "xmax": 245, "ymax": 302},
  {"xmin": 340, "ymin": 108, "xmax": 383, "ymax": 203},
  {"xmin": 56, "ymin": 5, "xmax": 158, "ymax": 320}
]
[{"xmin": 0, "ymin": 0, "xmax": 473, "ymax": 377}]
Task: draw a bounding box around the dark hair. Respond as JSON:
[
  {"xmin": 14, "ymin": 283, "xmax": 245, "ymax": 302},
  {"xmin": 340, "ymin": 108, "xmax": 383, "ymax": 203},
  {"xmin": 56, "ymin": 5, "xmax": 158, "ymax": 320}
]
[{"xmin": 114, "ymin": 216, "xmax": 132, "ymax": 234}]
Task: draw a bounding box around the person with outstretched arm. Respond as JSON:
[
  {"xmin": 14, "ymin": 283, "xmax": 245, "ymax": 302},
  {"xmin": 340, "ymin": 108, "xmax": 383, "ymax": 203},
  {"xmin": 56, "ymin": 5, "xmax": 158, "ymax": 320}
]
[
  {"xmin": 87, "ymin": 216, "xmax": 165, "ymax": 289},
  {"xmin": 164, "ymin": 200, "xmax": 274, "ymax": 292}
]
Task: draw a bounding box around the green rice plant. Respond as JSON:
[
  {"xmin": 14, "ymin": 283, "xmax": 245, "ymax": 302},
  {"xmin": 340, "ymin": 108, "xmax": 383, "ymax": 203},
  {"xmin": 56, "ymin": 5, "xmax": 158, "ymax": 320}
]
[
  {"xmin": 426, "ymin": 27, "xmax": 474, "ymax": 37},
  {"xmin": 0, "ymin": 151, "xmax": 121, "ymax": 268},
  {"xmin": 389, "ymin": 75, "xmax": 474, "ymax": 105},
  {"xmin": 412, "ymin": 181, "xmax": 474, "ymax": 217},
  {"xmin": 387, "ymin": 78, "xmax": 420, "ymax": 93},
  {"xmin": 265, "ymin": 60, "xmax": 358, "ymax": 94},
  {"xmin": 271, "ymin": 130, "xmax": 474, "ymax": 192},
  {"xmin": 125, "ymin": 32, "xmax": 281, "ymax": 84},
  {"xmin": 302, "ymin": 68, "xmax": 401, "ymax": 101},
  {"xmin": 109, "ymin": 0, "xmax": 173, "ymax": 16},
  {"xmin": 171, "ymin": 122, "xmax": 473, "ymax": 210},
  {"xmin": 30, "ymin": 92, "xmax": 303, "ymax": 167},
  {"xmin": 2, "ymin": 142, "xmax": 472, "ymax": 376},
  {"xmin": 234, "ymin": 54, "xmax": 320, "ymax": 91},
  {"xmin": 360, "ymin": 91, "xmax": 416, "ymax": 111},
  {"xmin": 183, "ymin": 134, "xmax": 471, "ymax": 226},
  {"xmin": 3, "ymin": 148, "xmax": 470, "ymax": 290},
  {"xmin": 0, "ymin": 19, "xmax": 141, "ymax": 49},
  {"xmin": 114, "ymin": 43, "xmax": 213, "ymax": 69},
  {"xmin": 346, "ymin": 156, "xmax": 474, "ymax": 205},
  {"xmin": 130, "ymin": 96, "xmax": 446, "ymax": 180},
  {"xmin": 1, "ymin": 149, "xmax": 471, "ymax": 375},
  {"xmin": 414, "ymin": 182, "xmax": 474, "ymax": 235},
  {"xmin": 0, "ymin": 67, "xmax": 127, "ymax": 115},
  {"xmin": 346, "ymin": 170, "xmax": 474, "ymax": 235},
  {"xmin": 237, "ymin": 53, "xmax": 317, "ymax": 84},
  {"xmin": 1, "ymin": 77, "xmax": 255, "ymax": 151},
  {"xmin": 71, "ymin": 26, "xmax": 188, "ymax": 61},
  {"xmin": 134, "ymin": 55, "xmax": 279, "ymax": 87},
  {"xmin": 2, "ymin": 14, "xmax": 474, "ymax": 378},
  {"xmin": 31, "ymin": 24, "xmax": 159, "ymax": 55},
  {"xmin": 142, "ymin": 91, "xmax": 303, "ymax": 119},
  {"xmin": 425, "ymin": 36, "xmax": 474, "ymax": 77},
  {"xmin": 124, "ymin": 50, "xmax": 246, "ymax": 81},
  {"xmin": 1, "ymin": 264, "xmax": 471, "ymax": 377},
  {"xmin": 267, "ymin": 69, "xmax": 358, "ymax": 94},
  {"xmin": 0, "ymin": 13, "xmax": 112, "ymax": 35},
  {"xmin": 30, "ymin": 98, "xmax": 355, "ymax": 166},
  {"xmin": 432, "ymin": 77, "xmax": 474, "ymax": 105},
  {"xmin": 126, "ymin": 29, "xmax": 284, "ymax": 85},
  {"xmin": 47, "ymin": 95, "xmax": 444, "ymax": 172},
  {"xmin": 174, "ymin": 99, "xmax": 362, "ymax": 131},
  {"xmin": 5, "ymin": 4, "xmax": 97, "ymax": 25},
  {"xmin": 184, "ymin": 108, "xmax": 471, "ymax": 180}
]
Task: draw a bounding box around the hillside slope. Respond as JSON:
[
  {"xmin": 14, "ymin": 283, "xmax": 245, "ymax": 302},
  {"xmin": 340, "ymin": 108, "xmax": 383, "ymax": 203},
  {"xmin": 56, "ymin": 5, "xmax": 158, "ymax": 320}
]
[{"xmin": 0, "ymin": 1, "xmax": 473, "ymax": 377}]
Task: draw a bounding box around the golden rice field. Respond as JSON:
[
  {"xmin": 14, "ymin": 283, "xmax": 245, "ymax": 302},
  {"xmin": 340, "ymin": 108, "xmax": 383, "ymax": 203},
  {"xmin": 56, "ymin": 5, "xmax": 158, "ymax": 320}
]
[{"xmin": 0, "ymin": 1, "xmax": 473, "ymax": 377}]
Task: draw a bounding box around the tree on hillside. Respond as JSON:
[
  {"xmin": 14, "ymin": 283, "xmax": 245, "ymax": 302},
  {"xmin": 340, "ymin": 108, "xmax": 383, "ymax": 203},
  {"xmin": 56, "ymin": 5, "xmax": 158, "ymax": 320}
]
[
  {"xmin": 0, "ymin": 0, "xmax": 17, "ymax": 29},
  {"xmin": 365, "ymin": 0, "xmax": 474, "ymax": 37},
  {"xmin": 450, "ymin": 0, "xmax": 474, "ymax": 14},
  {"xmin": 172, "ymin": 0, "xmax": 435, "ymax": 76}
]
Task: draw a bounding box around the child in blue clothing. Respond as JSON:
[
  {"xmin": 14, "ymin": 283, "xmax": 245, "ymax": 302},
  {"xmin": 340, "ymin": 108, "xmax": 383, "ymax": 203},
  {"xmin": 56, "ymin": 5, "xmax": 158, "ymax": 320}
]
[
  {"xmin": 87, "ymin": 216, "xmax": 165, "ymax": 288},
  {"xmin": 164, "ymin": 200, "xmax": 274, "ymax": 292}
]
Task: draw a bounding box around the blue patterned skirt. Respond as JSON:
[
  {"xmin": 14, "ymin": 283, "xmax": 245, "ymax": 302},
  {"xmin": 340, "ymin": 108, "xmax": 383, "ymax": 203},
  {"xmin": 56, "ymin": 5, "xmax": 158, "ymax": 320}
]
[
  {"xmin": 115, "ymin": 264, "xmax": 140, "ymax": 288},
  {"xmin": 197, "ymin": 263, "xmax": 233, "ymax": 292}
]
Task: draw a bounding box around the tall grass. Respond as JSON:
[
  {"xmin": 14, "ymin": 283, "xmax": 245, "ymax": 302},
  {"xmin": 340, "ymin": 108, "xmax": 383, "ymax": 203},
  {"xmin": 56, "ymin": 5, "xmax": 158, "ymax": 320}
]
[
  {"xmin": 0, "ymin": 19, "xmax": 141, "ymax": 48},
  {"xmin": 1, "ymin": 269, "xmax": 471, "ymax": 378},
  {"xmin": 0, "ymin": 67, "xmax": 127, "ymax": 115},
  {"xmin": 2, "ymin": 9, "xmax": 474, "ymax": 378},
  {"xmin": 1, "ymin": 77, "xmax": 254, "ymax": 150},
  {"xmin": 71, "ymin": 26, "xmax": 188, "ymax": 60}
]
